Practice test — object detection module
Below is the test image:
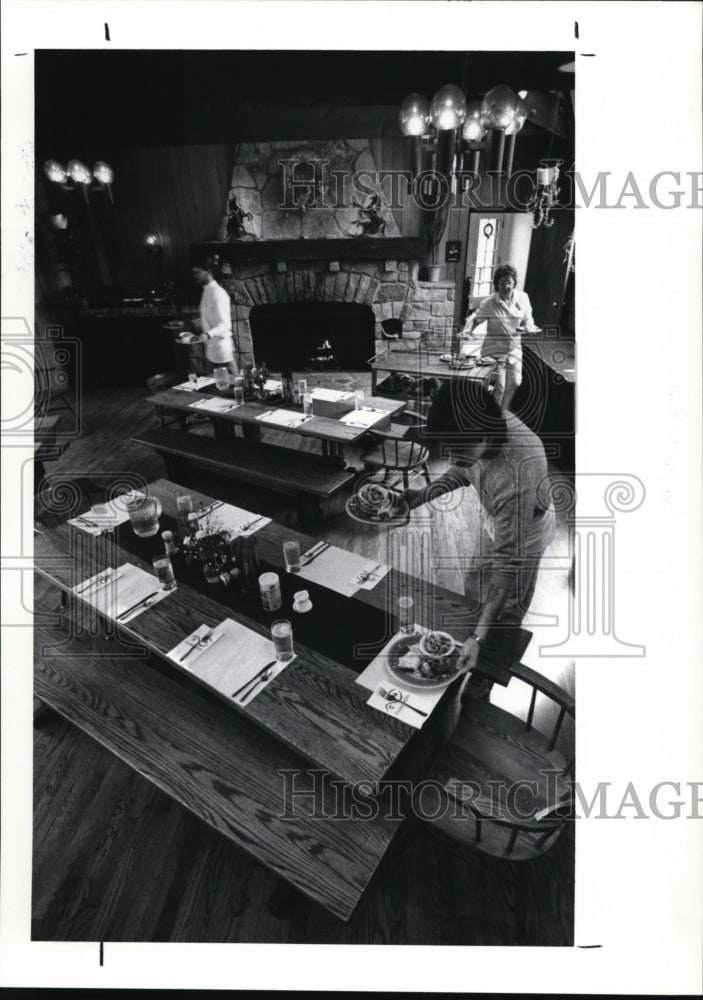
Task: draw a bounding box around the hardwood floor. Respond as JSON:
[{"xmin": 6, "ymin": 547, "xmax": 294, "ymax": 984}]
[{"xmin": 32, "ymin": 378, "xmax": 575, "ymax": 944}]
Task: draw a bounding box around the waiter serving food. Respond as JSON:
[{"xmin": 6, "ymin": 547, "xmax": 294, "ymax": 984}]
[{"xmin": 191, "ymin": 257, "xmax": 237, "ymax": 377}]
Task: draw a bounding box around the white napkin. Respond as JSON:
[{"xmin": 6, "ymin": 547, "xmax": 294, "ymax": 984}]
[
  {"xmin": 167, "ymin": 623, "xmax": 224, "ymax": 667},
  {"xmin": 197, "ymin": 501, "xmax": 271, "ymax": 538},
  {"xmin": 295, "ymin": 545, "xmax": 377, "ymax": 598},
  {"xmin": 68, "ymin": 492, "xmax": 146, "ymax": 535},
  {"xmin": 255, "ymin": 409, "xmax": 312, "ymax": 429},
  {"xmin": 338, "ymin": 408, "xmax": 388, "ymax": 430},
  {"xmin": 355, "ymin": 628, "xmax": 451, "ymax": 728},
  {"xmin": 263, "ymin": 379, "xmax": 282, "ymax": 393},
  {"xmin": 73, "ymin": 563, "xmax": 172, "ymax": 623},
  {"xmin": 347, "ymin": 560, "xmax": 390, "ymax": 591},
  {"xmin": 166, "ymin": 618, "xmax": 293, "ymax": 705},
  {"xmin": 172, "ymin": 377, "xmax": 216, "ymax": 391},
  {"xmin": 188, "ymin": 397, "xmax": 241, "ymax": 414}
]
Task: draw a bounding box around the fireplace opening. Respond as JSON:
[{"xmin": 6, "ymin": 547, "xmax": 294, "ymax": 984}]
[{"xmin": 248, "ymin": 301, "xmax": 376, "ymax": 373}]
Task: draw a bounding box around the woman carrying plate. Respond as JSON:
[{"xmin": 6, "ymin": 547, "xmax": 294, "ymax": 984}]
[
  {"xmin": 402, "ymin": 379, "xmax": 555, "ymax": 693},
  {"xmin": 460, "ymin": 263, "xmax": 540, "ymax": 410}
]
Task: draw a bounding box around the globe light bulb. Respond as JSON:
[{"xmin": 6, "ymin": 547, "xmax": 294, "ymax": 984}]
[
  {"xmin": 505, "ymin": 97, "xmax": 528, "ymax": 136},
  {"xmin": 480, "ymin": 84, "xmax": 519, "ymax": 131},
  {"xmin": 399, "ymin": 93, "xmax": 430, "ymax": 136},
  {"xmin": 461, "ymin": 101, "xmax": 486, "ymax": 142},
  {"xmin": 429, "ymin": 84, "xmax": 467, "ymax": 131},
  {"xmin": 67, "ymin": 159, "xmax": 92, "ymax": 185},
  {"xmin": 93, "ymin": 161, "xmax": 114, "ymax": 184},
  {"xmin": 145, "ymin": 234, "xmax": 160, "ymax": 247},
  {"xmin": 44, "ymin": 160, "xmax": 67, "ymax": 183}
]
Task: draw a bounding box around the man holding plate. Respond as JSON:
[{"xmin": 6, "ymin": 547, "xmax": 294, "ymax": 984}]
[{"xmin": 402, "ymin": 380, "xmax": 555, "ymax": 688}]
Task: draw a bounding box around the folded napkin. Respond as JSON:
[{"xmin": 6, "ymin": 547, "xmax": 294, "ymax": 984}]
[
  {"xmin": 167, "ymin": 618, "xmax": 294, "ymax": 706},
  {"xmin": 73, "ymin": 563, "xmax": 172, "ymax": 624},
  {"xmin": 68, "ymin": 492, "xmax": 146, "ymax": 535},
  {"xmin": 295, "ymin": 544, "xmax": 380, "ymax": 598},
  {"xmin": 255, "ymin": 409, "xmax": 312, "ymax": 429},
  {"xmin": 188, "ymin": 396, "xmax": 241, "ymax": 414},
  {"xmin": 355, "ymin": 629, "xmax": 451, "ymax": 728},
  {"xmin": 263, "ymin": 379, "xmax": 282, "ymax": 393},
  {"xmin": 197, "ymin": 501, "xmax": 271, "ymax": 537},
  {"xmin": 347, "ymin": 560, "xmax": 391, "ymax": 591},
  {"xmin": 173, "ymin": 377, "xmax": 216, "ymax": 391},
  {"xmin": 338, "ymin": 408, "xmax": 388, "ymax": 430}
]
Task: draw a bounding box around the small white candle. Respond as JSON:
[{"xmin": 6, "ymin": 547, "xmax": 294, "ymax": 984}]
[{"xmin": 536, "ymin": 167, "xmax": 550, "ymax": 186}]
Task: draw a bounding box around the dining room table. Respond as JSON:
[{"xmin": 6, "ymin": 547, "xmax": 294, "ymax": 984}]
[
  {"xmin": 146, "ymin": 382, "xmax": 408, "ymax": 464},
  {"xmin": 33, "ymin": 477, "xmax": 524, "ymax": 920}
]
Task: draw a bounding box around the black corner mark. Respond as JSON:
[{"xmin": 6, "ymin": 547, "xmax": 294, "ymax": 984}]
[
  {"xmin": 105, "ymin": 22, "xmax": 111, "ymax": 41},
  {"xmin": 574, "ymin": 20, "xmax": 579, "ymax": 38}
]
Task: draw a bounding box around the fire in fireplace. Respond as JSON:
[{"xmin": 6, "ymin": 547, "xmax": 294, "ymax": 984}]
[{"xmin": 248, "ymin": 301, "xmax": 376, "ymax": 372}]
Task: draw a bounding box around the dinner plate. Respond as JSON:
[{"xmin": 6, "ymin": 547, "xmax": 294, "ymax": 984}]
[
  {"xmin": 439, "ymin": 354, "xmax": 453, "ymax": 363},
  {"xmin": 385, "ymin": 632, "xmax": 462, "ymax": 689},
  {"xmin": 345, "ymin": 495, "xmax": 410, "ymax": 526}
]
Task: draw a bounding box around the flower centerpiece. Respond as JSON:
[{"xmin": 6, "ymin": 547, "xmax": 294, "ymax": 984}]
[{"xmin": 179, "ymin": 509, "xmax": 237, "ymax": 585}]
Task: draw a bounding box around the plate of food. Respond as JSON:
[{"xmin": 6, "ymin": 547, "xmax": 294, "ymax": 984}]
[
  {"xmin": 386, "ymin": 631, "xmax": 463, "ymax": 689},
  {"xmin": 439, "ymin": 354, "xmax": 453, "ymax": 363},
  {"xmin": 346, "ymin": 482, "xmax": 409, "ymax": 526}
]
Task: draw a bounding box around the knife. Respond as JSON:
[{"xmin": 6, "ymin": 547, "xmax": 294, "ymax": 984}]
[
  {"xmin": 299, "ymin": 541, "xmax": 330, "ymax": 566},
  {"xmin": 231, "ymin": 660, "xmax": 277, "ymax": 700},
  {"xmin": 115, "ymin": 590, "xmax": 160, "ymax": 622}
]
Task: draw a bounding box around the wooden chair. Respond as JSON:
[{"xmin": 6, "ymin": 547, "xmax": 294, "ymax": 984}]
[
  {"xmin": 426, "ymin": 662, "xmax": 574, "ymax": 857},
  {"xmin": 361, "ymin": 408, "xmax": 432, "ymax": 490},
  {"xmin": 417, "ymin": 662, "xmax": 575, "ymax": 941}
]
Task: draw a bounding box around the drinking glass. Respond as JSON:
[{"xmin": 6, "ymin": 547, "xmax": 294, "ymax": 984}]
[
  {"xmin": 127, "ymin": 496, "xmax": 161, "ymax": 538},
  {"xmin": 297, "ymin": 379, "xmax": 307, "ymax": 403},
  {"xmin": 303, "ymin": 392, "xmax": 313, "ymax": 417},
  {"xmin": 283, "ymin": 539, "xmax": 301, "ymax": 572},
  {"xmin": 271, "ymin": 619, "xmax": 294, "ymax": 662},
  {"xmin": 354, "ymin": 389, "xmax": 365, "ymax": 410},
  {"xmin": 176, "ymin": 493, "xmax": 193, "ymax": 532},
  {"xmin": 214, "ymin": 366, "xmax": 230, "ymax": 391},
  {"xmin": 233, "ymin": 377, "xmax": 245, "ymax": 405},
  {"xmin": 153, "ymin": 555, "xmax": 177, "ymax": 591},
  {"xmin": 397, "ymin": 596, "xmax": 414, "ymax": 633}
]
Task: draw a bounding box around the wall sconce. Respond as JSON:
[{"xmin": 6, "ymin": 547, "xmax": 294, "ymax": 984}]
[
  {"xmin": 145, "ymin": 233, "xmax": 164, "ymax": 256},
  {"xmin": 527, "ymin": 161, "xmax": 562, "ymax": 228},
  {"xmin": 50, "ymin": 213, "xmax": 69, "ymax": 230},
  {"xmin": 43, "ymin": 158, "xmax": 115, "ymax": 203}
]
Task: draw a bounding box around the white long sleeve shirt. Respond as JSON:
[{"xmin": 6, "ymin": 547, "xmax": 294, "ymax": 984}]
[{"xmin": 200, "ymin": 279, "xmax": 234, "ymax": 364}]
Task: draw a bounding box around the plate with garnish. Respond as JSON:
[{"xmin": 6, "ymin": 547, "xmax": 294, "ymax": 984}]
[{"xmin": 386, "ymin": 631, "xmax": 463, "ymax": 689}]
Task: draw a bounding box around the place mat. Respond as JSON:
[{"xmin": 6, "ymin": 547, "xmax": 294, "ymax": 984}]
[
  {"xmin": 167, "ymin": 618, "xmax": 294, "ymax": 706},
  {"xmin": 173, "ymin": 376, "xmax": 216, "ymax": 392},
  {"xmin": 255, "ymin": 409, "xmax": 313, "ymax": 430},
  {"xmin": 347, "ymin": 560, "xmax": 391, "ymax": 591},
  {"xmin": 355, "ymin": 628, "xmax": 446, "ymax": 729},
  {"xmin": 294, "ymin": 545, "xmax": 381, "ymax": 598},
  {"xmin": 67, "ymin": 491, "xmax": 147, "ymax": 535},
  {"xmin": 338, "ymin": 408, "xmax": 388, "ymax": 430},
  {"xmin": 193, "ymin": 501, "xmax": 271, "ymax": 537},
  {"xmin": 72, "ymin": 563, "xmax": 173, "ymax": 623},
  {"xmin": 188, "ymin": 396, "xmax": 242, "ymax": 414}
]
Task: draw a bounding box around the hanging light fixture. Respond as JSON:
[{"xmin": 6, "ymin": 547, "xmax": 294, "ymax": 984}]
[
  {"xmin": 44, "ymin": 160, "xmax": 67, "ymax": 183},
  {"xmin": 429, "ymin": 84, "xmax": 467, "ymax": 131},
  {"xmin": 527, "ymin": 161, "xmax": 562, "ymax": 228},
  {"xmin": 399, "ymin": 93, "xmax": 430, "ymax": 136},
  {"xmin": 43, "ymin": 157, "xmax": 115, "ymax": 202}
]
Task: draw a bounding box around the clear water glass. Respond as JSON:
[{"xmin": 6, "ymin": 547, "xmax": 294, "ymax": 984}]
[
  {"xmin": 233, "ymin": 377, "xmax": 245, "ymax": 405},
  {"xmin": 354, "ymin": 389, "xmax": 365, "ymax": 410},
  {"xmin": 397, "ymin": 596, "xmax": 414, "ymax": 633},
  {"xmin": 271, "ymin": 619, "xmax": 294, "ymax": 662},
  {"xmin": 214, "ymin": 366, "xmax": 230, "ymax": 391},
  {"xmin": 283, "ymin": 539, "xmax": 301, "ymax": 572},
  {"xmin": 303, "ymin": 392, "xmax": 313, "ymax": 417},
  {"xmin": 128, "ymin": 496, "xmax": 161, "ymax": 538},
  {"xmin": 153, "ymin": 555, "xmax": 177, "ymax": 590},
  {"xmin": 297, "ymin": 379, "xmax": 307, "ymax": 402}
]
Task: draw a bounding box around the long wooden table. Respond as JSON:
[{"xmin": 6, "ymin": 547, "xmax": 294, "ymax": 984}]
[
  {"xmin": 370, "ymin": 349, "xmax": 495, "ymax": 395},
  {"xmin": 33, "ymin": 478, "xmax": 520, "ymax": 919}
]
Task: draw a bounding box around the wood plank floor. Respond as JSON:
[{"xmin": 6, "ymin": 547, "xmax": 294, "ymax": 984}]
[{"xmin": 32, "ymin": 377, "xmax": 575, "ymax": 944}]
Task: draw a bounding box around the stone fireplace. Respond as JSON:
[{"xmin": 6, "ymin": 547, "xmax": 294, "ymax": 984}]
[{"xmin": 195, "ymin": 139, "xmax": 458, "ymax": 367}]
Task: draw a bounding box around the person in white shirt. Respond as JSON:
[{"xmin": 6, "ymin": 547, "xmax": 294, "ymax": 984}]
[
  {"xmin": 192, "ymin": 260, "xmax": 237, "ymax": 376},
  {"xmin": 460, "ymin": 263, "xmax": 540, "ymax": 410}
]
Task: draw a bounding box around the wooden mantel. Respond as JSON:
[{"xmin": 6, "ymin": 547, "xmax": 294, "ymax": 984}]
[{"xmin": 194, "ymin": 238, "xmax": 425, "ymax": 265}]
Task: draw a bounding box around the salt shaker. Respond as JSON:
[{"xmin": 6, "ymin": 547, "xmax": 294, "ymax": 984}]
[{"xmin": 293, "ymin": 590, "xmax": 312, "ymax": 613}]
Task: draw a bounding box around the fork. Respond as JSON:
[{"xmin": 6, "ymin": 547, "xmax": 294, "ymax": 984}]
[
  {"xmin": 378, "ymin": 687, "xmax": 428, "ymax": 717},
  {"xmin": 238, "ymin": 515, "xmax": 265, "ymax": 532},
  {"xmin": 357, "ymin": 562, "xmax": 382, "ymax": 584},
  {"xmin": 180, "ymin": 628, "xmax": 213, "ymax": 662}
]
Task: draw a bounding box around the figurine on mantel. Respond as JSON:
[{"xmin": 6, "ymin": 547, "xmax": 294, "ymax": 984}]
[
  {"xmin": 348, "ymin": 192, "xmax": 387, "ymax": 237},
  {"xmin": 225, "ymin": 191, "xmax": 255, "ymax": 241}
]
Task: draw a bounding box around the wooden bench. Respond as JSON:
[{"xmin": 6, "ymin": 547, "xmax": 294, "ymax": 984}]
[
  {"xmin": 132, "ymin": 427, "xmax": 356, "ymax": 523},
  {"xmin": 34, "ymin": 621, "xmax": 402, "ymax": 922}
]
